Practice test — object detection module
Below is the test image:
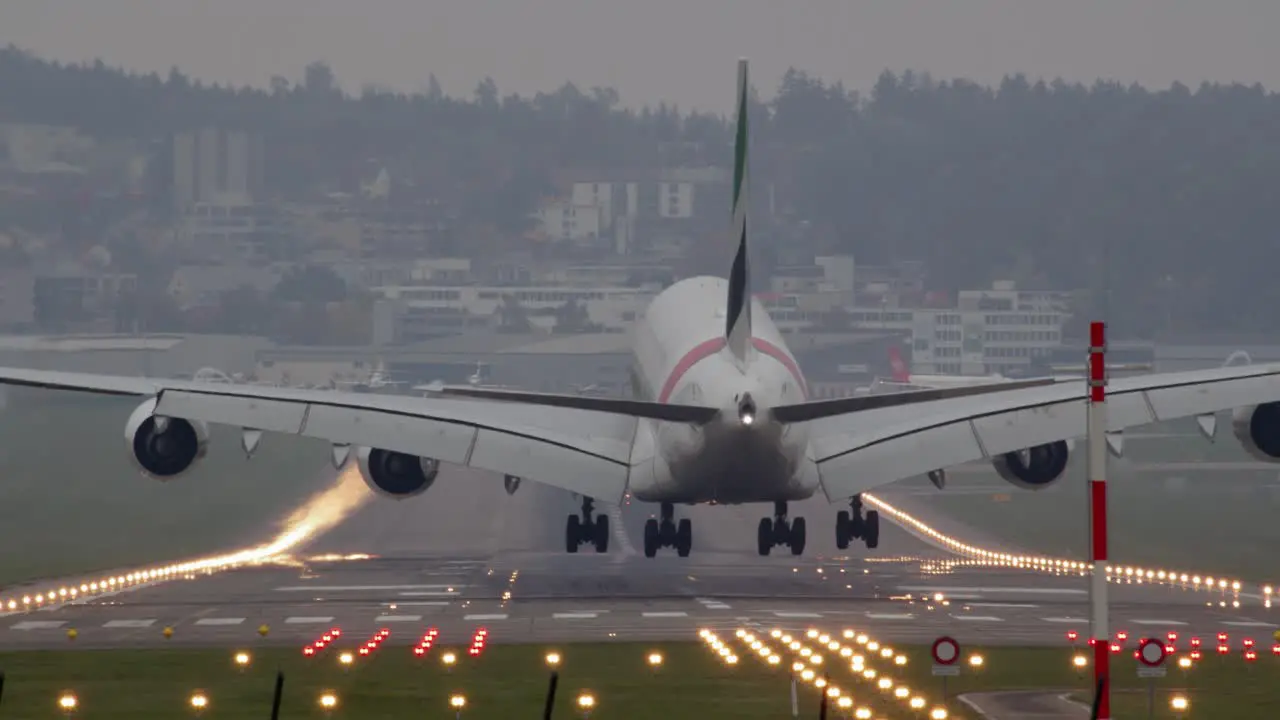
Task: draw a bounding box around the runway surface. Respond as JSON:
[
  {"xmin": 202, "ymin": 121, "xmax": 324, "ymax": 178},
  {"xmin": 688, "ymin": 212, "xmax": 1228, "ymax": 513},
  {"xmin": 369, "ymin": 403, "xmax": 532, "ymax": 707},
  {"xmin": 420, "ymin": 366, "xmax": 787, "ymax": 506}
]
[{"xmin": 2, "ymin": 467, "xmax": 1273, "ymax": 650}]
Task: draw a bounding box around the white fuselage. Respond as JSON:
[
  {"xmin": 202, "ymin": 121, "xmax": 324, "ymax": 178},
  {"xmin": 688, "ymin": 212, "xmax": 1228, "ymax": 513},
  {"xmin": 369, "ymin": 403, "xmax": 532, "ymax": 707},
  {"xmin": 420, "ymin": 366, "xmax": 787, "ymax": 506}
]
[{"xmin": 625, "ymin": 277, "xmax": 820, "ymax": 504}]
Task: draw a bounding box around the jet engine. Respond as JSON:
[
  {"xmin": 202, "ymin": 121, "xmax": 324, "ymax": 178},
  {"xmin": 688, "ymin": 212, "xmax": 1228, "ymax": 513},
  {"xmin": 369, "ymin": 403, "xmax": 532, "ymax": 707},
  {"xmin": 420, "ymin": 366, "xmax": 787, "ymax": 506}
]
[
  {"xmin": 503, "ymin": 475, "xmax": 522, "ymax": 495},
  {"xmin": 356, "ymin": 446, "xmax": 440, "ymax": 498},
  {"xmin": 124, "ymin": 397, "xmax": 210, "ymax": 480},
  {"xmin": 991, "ymin": 439, "xmax": 1071, "ymax": 490},
  {"xmin": 1232, "ymin": 403, "xmax": 1280, "ymax": 462}
]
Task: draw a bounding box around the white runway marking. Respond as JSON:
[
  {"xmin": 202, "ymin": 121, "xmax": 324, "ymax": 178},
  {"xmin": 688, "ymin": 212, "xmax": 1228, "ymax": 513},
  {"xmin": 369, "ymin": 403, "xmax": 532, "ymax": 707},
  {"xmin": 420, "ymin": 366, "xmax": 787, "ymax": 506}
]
[
  {"xmin": 1042, "ymin": 617, "xmax": 1089, "ymax": 623},
  {"xmin": 285, "ymin": 616, "xmax": 335, "ymax": 624},
  {"xmin": 865, "ymin": 613, "xmax": 914, "ymax": 620},
  {"xmin": 463, "ymin": 614, "xmax": 508, "ymax": 621},
  {"xmin": 899, "ymin": 585, "xmax": 1086, "ymax": 596},
  {"xmin": 375, "ymin": 615, "xmax": 423, "ymax": 623},
  {"xmin": 275, "ymin": 585, "xmax": 457, "ymax": 592},
  {"xmin": 194, "ymin": 618, "xmax": 246, "ymax": 626},
  {"xmin": 1130, "ymin": 620, "xmax": 1188, "ymax": 626},
  {"xmin": 642, "ymin": 611, "xmax": 688, "ymax": 618},
  {"xmin": 696, "ymin": 597, "xmax": 732, "ymax": 610},
  {"xmin": 1223, "ymin": 620, "xmax": 1277, "ymax": 627},
  {"xmin": 10, "ymin": 620, "xmax": 65, "ymax": 630},
  {"xmin": 953, "ymin": 616, "xmax": 1004, "ymax": 622},
  {"xmin": 103, "ymin": 619, "xmax": 155, "ymax": 628},
  {"xmin": 393, "ymin": 601, "xmax": 450, "ymax": 607},
  {"xmin": 553, "ymin": 613, "xmax": 600, "ymax": 619},
  {"xmin": 773, "ymin": 612, "xmax": 822, "ymax": 618},
  {"xmin": 968, "ymin": 603, "xmax": 1039, "ymax": 609},
  {"xmin": 398, "ymin": 591, "xmax": 460, "ymax": 597}
]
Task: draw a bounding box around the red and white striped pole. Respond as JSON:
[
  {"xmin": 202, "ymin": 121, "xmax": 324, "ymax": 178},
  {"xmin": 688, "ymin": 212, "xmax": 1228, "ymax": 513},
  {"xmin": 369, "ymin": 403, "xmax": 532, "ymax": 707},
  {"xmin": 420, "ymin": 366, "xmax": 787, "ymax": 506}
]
[{"xmin": 1088, "ymin": 321, "xmax": 1110, "ymax": 718}]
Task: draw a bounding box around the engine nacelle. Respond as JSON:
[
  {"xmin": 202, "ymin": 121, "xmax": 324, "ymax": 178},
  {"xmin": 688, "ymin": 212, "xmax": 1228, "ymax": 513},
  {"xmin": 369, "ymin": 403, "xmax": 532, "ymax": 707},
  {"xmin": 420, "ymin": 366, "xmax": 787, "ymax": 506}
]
[
  {"xmin": 356, "ymin": 446, "xmax": 440, "ymax": 498},
  {"xmin": 124, "ymin": 397, "xmax": 210, "ymax": 480},
  {"xmin": 503, "ymin": 475, "xmax": 522, "ymax": 495},
  {"xmin": 991, "ymin": 439, "xmax": 1071, "ymax": 490},
  {"xmin": 1232, "ymin": 403, "xmax": 1280, "ymax": 462}
]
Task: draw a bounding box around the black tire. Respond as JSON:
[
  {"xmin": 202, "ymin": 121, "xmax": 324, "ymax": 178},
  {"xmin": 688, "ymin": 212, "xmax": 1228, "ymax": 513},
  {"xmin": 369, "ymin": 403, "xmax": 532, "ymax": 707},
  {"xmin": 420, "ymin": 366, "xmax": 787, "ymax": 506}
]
[
  {"xmin": 643, "ymin": 518, "xmax": 659, "ymax": 558},
  {"xmin": 593, "ymin": 513, "xmax": 610, "ymax": 553},
  {"xmin": 757, "ymin": 518, "xmax": 772, "ymax": 556},
  {"xmin": 835, "ymin": 511, "xmax": 851, "ymax": 550},
  {"xmin": 864, "ymin": 510, "xmax": 880, "ymax": 550},
  {"xmin": 566, "ymin": 515, "xmax": 581, "ymax": 553},
  {"xmin": 790, "ymin": 516, "xmax": 807, "ymax": 556},
  {"xmin": 676, "ymin": 519, "xmax": 692, "ymax": 557}
]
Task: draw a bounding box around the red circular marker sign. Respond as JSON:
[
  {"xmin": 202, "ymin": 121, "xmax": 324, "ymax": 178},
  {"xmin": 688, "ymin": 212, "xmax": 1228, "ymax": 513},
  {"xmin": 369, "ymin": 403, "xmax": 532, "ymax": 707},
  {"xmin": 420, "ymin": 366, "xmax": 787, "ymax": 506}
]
[
  {"xmin": 931, "ymin": 636, "xmax": 961, "ymax": 665},
  {"xmin": 1138, "ymin": 638, "xmax": 1167, "ymax": 667}
]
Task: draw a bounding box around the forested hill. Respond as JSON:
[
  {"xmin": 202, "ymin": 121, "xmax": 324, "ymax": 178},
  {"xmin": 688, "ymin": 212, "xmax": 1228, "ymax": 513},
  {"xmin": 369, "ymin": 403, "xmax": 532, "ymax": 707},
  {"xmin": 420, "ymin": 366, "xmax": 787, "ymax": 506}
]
[{"xmin": 3, "ymin": 45, "xmax": 1280, "ymax": 337}]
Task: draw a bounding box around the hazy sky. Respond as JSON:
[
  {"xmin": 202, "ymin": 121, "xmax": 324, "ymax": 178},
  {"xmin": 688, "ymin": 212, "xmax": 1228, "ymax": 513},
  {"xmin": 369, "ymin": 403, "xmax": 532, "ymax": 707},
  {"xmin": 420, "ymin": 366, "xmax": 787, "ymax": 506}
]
[{"xmin": 3, "ymin": 1, "xmax": 1278, "ymax": 112}]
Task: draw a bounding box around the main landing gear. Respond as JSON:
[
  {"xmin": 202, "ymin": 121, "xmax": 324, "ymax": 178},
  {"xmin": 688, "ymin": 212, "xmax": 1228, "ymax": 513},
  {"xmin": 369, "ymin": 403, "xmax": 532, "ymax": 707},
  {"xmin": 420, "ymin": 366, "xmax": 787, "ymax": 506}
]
[
  {"xmin": 835, "ymin": 495, "xmax": 879, "ymax": 550},
  {"xmin": 758, "ymin": 501, "xmax": 806, "ymax": 556},
  {"xmin": 566, "ymin": 496, "xmax": 609, "ymax": 553},
  {"xmin": 644, "ymin": 502, "xmax": 692, "ymax": 558}
]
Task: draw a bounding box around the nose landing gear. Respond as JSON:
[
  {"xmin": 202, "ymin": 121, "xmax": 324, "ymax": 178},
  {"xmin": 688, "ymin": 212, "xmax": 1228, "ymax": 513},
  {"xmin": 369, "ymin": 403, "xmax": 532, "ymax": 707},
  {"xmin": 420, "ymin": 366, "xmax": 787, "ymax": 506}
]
[
  {"xmin": 835, "ymin": 495, "xmax": 879, "ymax": 550},
  {"xmin": 757, "ymin": 501, "xmax": 806, "ymax": 556},
  {"xmin": 565, "ymin": 496, "xmax": 609, "ymax": 553}
]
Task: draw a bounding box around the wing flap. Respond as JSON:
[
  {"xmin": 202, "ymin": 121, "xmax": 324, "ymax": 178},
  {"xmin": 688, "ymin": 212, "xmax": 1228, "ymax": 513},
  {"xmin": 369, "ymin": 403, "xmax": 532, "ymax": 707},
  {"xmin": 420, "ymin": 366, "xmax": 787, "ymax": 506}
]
[{"xmin": 430, "ymin": 385, "xmax": 719, "ymax": 424}]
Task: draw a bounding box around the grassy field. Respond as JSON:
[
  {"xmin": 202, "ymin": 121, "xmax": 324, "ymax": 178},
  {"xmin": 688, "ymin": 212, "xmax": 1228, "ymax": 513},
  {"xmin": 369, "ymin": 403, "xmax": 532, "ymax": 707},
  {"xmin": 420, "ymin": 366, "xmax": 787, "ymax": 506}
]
[
  {"xmin": 0, "ymin": 388, "xmax": 333, "ymax": 588},
  {"xmin": 887, "ymin": 428, "xmax": 1280, "ymax": 582},
  {"xmin": 0, "ymin": 641, "xmax": 1274, "ymax": 718}
]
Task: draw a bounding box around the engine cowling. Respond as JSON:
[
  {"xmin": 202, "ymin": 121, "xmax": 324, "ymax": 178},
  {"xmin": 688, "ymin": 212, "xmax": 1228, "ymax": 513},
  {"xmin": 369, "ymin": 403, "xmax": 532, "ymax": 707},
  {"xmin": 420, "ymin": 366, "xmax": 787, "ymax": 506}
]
[
  {"xmin": 991, "ymin": 439, "xmax": 1071, "ymax": 490},
  {"xmin": 124, "ymin": 397, "xmax": 210, "ymax": 480},
  {"xmin": 356, "ymin": 446, "xmax": 440, "ymax": 498},
  {"xmin": 1232, "ymin": 403, "xmax": 1280, "ymax": 462}
]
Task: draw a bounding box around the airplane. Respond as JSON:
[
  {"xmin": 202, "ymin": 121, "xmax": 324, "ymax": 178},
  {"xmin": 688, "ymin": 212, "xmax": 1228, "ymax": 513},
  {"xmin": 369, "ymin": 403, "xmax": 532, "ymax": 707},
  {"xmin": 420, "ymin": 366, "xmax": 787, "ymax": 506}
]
[
  {"xmin": 335, "ymin": 360, "xmax": 404, "ymax": 392},
  {"xmin": 877, "ymin": 346, "xmax": 1010, "ymax": 391},
  {"xmin": 5, "ymin": 60, "xmax": 1280, "ymax": 560}
]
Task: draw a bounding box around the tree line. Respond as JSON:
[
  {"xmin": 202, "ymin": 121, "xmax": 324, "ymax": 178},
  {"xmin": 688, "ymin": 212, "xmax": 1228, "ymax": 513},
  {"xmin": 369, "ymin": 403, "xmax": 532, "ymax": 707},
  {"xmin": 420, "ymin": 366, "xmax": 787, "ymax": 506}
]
[{"xmin": 3, "ymin": 45, "xmax": 1280, "ymax": 337}]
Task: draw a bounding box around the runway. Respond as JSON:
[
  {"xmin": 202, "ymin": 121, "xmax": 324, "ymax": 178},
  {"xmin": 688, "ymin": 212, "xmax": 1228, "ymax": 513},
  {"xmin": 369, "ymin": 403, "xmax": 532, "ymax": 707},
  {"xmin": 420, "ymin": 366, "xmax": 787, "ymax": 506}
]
[{"xmin": 2, "ymin": 467, "xmax": 1273, "ymax": 650}]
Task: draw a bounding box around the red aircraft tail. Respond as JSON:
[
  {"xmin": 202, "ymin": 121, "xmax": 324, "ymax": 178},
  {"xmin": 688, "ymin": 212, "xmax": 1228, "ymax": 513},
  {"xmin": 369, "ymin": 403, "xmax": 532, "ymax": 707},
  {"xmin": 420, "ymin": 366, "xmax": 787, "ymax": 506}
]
[{"xmin": 888, "ymin": 346, "xmax": 911, "ymax": 383}]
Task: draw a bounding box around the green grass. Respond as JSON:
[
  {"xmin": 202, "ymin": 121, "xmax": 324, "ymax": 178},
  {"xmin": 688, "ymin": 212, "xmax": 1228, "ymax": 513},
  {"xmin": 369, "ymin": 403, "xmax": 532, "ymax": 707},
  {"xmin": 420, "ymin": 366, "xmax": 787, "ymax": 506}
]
[
  {"xmin": 0, "ymin": 642, "xmax": 1274, "ymax": 718},
  {"xmin": 0, "ymin": 389, "xmax": 333, "ymax": 588}
]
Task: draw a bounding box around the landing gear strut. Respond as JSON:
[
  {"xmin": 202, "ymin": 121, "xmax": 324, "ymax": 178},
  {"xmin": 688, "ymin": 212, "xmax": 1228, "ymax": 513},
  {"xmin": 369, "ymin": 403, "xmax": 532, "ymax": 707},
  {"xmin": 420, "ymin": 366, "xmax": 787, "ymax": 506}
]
[
  {"xmin": 757, "ymin": 501, "xmax": 806, "ymax": 556},
  {"xmin": 835, "ymin": 495, "xmax": 879, "ymax": 550},
  {"xmin": 565, "ymin": 496, "xmax": 609, "ymax": 553},
  {"xmin": 643, "ymin": 502, "xmax": 692, "ymax": 558}
]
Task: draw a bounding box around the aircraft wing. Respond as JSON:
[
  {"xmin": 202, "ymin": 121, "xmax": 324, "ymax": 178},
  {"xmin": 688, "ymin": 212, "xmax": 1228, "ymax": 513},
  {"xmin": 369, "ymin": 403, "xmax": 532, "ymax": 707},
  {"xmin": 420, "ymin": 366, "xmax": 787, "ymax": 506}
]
[
  {"xmin": 0, "ymin": 366, "xmax": 703, "ymax": 504},
  {"xmin": 799, "ymin": 363, "xmax": 1280, "ymax": 501}
]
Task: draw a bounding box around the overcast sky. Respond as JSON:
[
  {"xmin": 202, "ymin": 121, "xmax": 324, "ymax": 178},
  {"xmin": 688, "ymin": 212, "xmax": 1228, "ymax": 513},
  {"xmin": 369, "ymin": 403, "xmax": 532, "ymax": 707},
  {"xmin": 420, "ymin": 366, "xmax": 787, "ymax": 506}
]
[{"xmin": 3, "ymin": 1, "xmax": 1278, "ymax": 112}]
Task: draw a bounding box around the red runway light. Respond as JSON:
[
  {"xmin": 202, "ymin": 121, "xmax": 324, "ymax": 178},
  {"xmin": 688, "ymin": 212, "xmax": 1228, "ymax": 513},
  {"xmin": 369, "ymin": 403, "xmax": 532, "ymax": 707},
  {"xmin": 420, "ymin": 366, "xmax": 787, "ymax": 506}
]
[
  {"xmin": 1218, "ymin": 632, "xmax": 1228, "ymax": 643},
  {"xmin": 1244, "ymin": 638, "xmax": 1255, "ymax": 648},
  {"xmin": 1167, "ymin": 632, "xmax": 1178, "ymax": 642},
  {"xmin": 331, "ymin": 628, "xmax": 341, "ymax": 636},
  {"xmin": 1217, "ymin": 645, "xmax": 1229, "ymax": 655},
  {"xmin": 1190, "ymin": 650, "xmax": 1202, "ymax": 660},
  {"xmin": 1271, "ymin": 644, "xmax": 1280, "ymax": 655},
  {"xmin": 1116, "ymin": 631, "xmax": 1128, "ymax": 641},
  {"xmin": 414, "ymin": 647, "xmax": 425, "ymax": 656},
  {"xmin": 303, "ymin": 647, "xmax": 315, "ymax": 656},
  {"xmin": 1067, "ymin": 631, "xmax": 1078, "ymax": 641},
  {"xmin": 359, "ymin": 647, "xmax": 370, "ymax": 656},
  {"xmin": 1190, "ymin": 637, "xmax": 1201, "ymax": 648},
  {"xmin": 1245, "ymin": 650, "xmax": 1258, "ymax": 662},
  {"xmin": 1110, "ymin": 643, "xmax": 1121, "ymax": 653}
]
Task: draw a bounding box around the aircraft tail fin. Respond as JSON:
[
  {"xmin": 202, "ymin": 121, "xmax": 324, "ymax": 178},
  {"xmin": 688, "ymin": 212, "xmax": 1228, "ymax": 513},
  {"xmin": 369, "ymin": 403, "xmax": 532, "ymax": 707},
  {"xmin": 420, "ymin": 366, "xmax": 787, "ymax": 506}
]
[
  {"xmin": 725, "ymin": 58, "xmax": 752, "ymax": 365},
  {"xmin": 888, "ymin": 346, "xmax": 910, "ymax": 383}
]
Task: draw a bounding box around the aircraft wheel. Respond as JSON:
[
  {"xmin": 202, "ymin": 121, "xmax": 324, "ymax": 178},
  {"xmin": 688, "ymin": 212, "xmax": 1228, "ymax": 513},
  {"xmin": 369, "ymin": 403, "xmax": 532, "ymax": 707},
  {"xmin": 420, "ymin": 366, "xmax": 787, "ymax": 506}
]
[
  {"xmin": 863, "ymin": 511, "xmax": 880, "ymax": 550},
  {"xmin": 757, "ymin": 518, "xmax": 772, "ymax": 556},
  {"xmin": 593, "ymin": 513, "xmax": 610, "ymax": 553},
  {"xmin": 675, "ymin": 519, "xmax": 692, "ymax": 557},
  {"xmin": 790, "ymin": 516, "xmax": 807, "ymax": 556},
  {"xmin": 643, "ymin": 518, "xmax": 659, "ymax": 558},
  {"xmin": 835, "ymin": 511, "xmax": 851, "ymax": 550},
  {"xmin": 566, "ymin": 515, "xmax": 581, "ymax": 553}
]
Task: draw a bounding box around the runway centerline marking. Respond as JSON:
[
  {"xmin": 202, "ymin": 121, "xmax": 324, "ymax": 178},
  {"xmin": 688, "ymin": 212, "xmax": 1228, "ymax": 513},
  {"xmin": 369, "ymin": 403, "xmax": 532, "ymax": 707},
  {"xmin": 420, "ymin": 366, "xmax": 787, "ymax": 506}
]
[
  {"xmin": 968, "ymin": 603, "xmax": 1039, "ymax": 608},
  {"xmin": 865, "ymin": 613, "xmax": 914, "ymax": 620},
  {"xmin": 375, "ymin": 615, "xmax": 423, "ymax": 622},
  {"xmin": 393, "ymin": 601, "xmax": 450, "ymax": 607},
  {"xmin": 1043, "ymin": 617, "xmax": 1089, "ymax": 623},
  {"xmin": 463, "ymin": 614, "xmax": 508, "ymax": 621},
  {"xmin": 194, "ymin": 618, "xmax": 245, "ymax": 626},
  {"xmin": 553, "ymin": 613, "xmax": 599, "ymax": 619},
  {"xmin": 952, "ymin": 615, "xmax": 1004, "ymax": 622},
  {"xmin": 642, "ymin": 612, "xmax": 688, "ymax": 618},
  {"xmin": 1223, "ymin": 620, "xmax": 1277, "ymax": 627},
  {"xmin": 1129, "ymin": 619, "xmax": 1188, "ymax": 626},
  {"xmin": 103, "ymin": 619, "xmax": 155, "ymax": 628},
  {"xmin": 773, "ymin": 612, "xmax": 822, "ymax": 618},
  {"xmin": 10, "ymin": 620, "xmax": 65, "ymax": 630},
  {"xmin": 285, "ymin": 616, "xmax": 335, "ymax": 624},
  {"xmin": 398, "ymin": 591, "xmax": 460, "ymax": 597}
]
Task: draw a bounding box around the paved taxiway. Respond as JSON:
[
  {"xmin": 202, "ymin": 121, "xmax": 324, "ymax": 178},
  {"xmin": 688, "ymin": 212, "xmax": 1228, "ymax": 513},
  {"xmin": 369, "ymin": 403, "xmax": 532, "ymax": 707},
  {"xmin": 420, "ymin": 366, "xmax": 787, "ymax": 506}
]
[{"xmin": 3, "ymin": 468, "xmax": 1273, "ymax": 650}]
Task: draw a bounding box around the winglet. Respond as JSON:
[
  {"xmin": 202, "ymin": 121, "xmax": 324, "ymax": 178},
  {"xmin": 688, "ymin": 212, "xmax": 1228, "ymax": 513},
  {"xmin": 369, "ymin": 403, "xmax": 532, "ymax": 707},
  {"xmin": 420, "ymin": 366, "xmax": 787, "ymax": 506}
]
[{"xmin": 725, "ymin": 57, "xmax": 752, "ymax": 365}]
